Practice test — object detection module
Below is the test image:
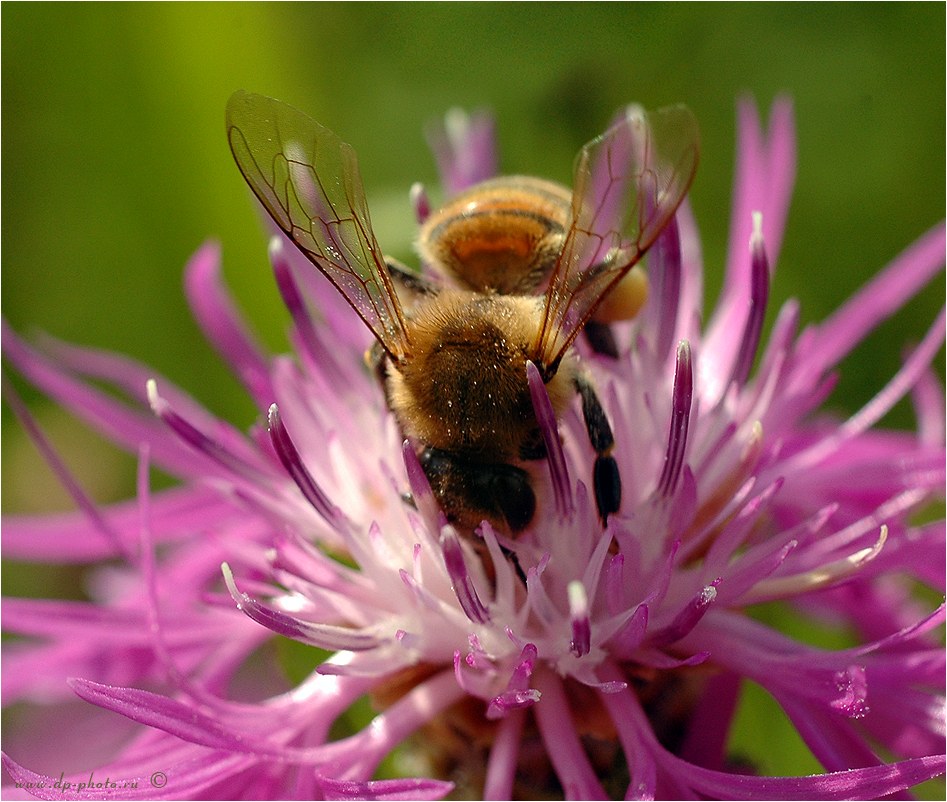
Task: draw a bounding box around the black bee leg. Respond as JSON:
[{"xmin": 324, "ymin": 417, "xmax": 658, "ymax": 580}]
[
  {"xmin": 502, "ymin": 546, "xmax": 528, "ymax": 586},
  {"xmin": 575, "ymin": 374, "xmax": 621, "ymax": 522},
  {"xmin": 582, "ymin": 320, "xmax": 620, "ymax": 358},
  {"xmin": 385, "ymin": 257, "xmax": 441, "ymax": 299}
]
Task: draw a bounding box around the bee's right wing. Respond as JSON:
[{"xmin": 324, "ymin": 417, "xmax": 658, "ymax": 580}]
[
  {"xmin": 532, "ymin": 105, "xmax": 699, "ymax": 370},
  {"xmin": 226, "ymin": 91, "xmax": 412, "ymax": 362}
]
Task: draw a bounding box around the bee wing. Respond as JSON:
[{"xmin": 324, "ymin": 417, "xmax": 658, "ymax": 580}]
[
  {"xmin": 532, "ymin": 105, "xmax": 699, "ymax": 369},
  {"xmin": 226, "ymin": 91, "xmax": 411, "ymax": 361}
]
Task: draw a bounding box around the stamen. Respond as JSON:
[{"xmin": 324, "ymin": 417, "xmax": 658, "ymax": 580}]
[
  {"xmin": 402, "ymin": 440, "xmax": 445, "ymax": 530},
  {"xmin": 453, "ymin": 650, "xmax": 475, "ymax": 693},
  {"xmin": 485, "ymin": 690, "xmax": 541, "ymax": 718},
  {"xmin": 731, "ymin": 211, "xmax": 770, "ymax": 386},
  {"xmin": 568, "ymin": 581, "xmax": 592, "ymax": 657},
  {"xmin": 527, "ymin": 361, "xmax": 573, "ymax": 517},
  {"xmin": 604, "ymin": 553, "xmax": 625, "ymax": 615},
  {"xmin": 146, "ymin": 379, "xmax": 267, "ymax": 482},
  {"xmin": 479, "ymin": 521, "xmax": 518, "ymax": 612},
  {"xmin": 607, "ymin": 604, "xmax": 649, "ymax": 657},
  {"xmin": 270, "ymin": 238, "xmax": 333, "ymax": 373},
  {"xmin": 440, "ymin": 526, "xmax": 490, "ymax": 624},
  {"xmin": 746, "ymin": 526, "xmax": 888, "ymax": 603},
  {"xmin": 657, "ymin": 341, "xmax": 693, "ymax": 497},
  {"xmin": 267, "ymin": 404, "xmax": 345, "ymax": 530},
  {"xmin": 399, "ymin": 568, "xmax": 444, "ymax": 612},
  {"xmin": 221, "ymin": 563, "xmax": 380, "ymax": 650},
  {"xmin": 465, "ymin": 634, "xmax": 492, "ymax": 670},
  {"xmin": 648, "ymin": 581, "xmax": 718, "ymax": 647},
  {"xmin": 487, "ymin": 643, "xmax": 540, "ymax": 719}
]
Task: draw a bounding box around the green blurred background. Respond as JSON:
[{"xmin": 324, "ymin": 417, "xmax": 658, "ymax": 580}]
[{"xmin": 2, "ymin": 2, "xmax": 944, "ymax": 789}]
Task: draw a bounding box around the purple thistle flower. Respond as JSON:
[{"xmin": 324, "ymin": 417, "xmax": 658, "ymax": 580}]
[{"xmin": 3, "ymin": 97, "xmax": 945, "ymax": 800}]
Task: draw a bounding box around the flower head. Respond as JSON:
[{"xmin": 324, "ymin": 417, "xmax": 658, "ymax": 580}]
[{"xmin": 3, "ymin": 98, "xmax": 945, "ymax": 800}]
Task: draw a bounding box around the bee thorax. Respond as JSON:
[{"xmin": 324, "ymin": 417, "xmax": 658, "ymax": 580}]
[{"xmin": 386, "ymin": 292, "xmax": 573, "ymax": 460}]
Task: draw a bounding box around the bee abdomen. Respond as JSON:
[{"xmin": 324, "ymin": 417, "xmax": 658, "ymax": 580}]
[{"xmin": 417, "ymin": 177, "xmax": 572, "ymax": 294}]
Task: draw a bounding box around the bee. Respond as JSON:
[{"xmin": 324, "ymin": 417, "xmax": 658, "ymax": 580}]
[{"xmin": 226, "ymin": 91, "xmax": 699, "ymax": 534}]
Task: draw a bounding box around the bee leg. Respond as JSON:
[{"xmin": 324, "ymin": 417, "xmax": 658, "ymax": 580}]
[
  {"xmin": 366, "ymin": 341, "xmax": 388, "ymax": 386},
  {"xmin": 582, "ymin": 320, "xmax": 620, "ymax": 358},
  {"xmin": 575, "ymin": 374, "xmax": 621, "ymax": 522},
  {"xmin": 501, "ymin": 547, "xmax": 529, "ymax": 586},
  {"xmin": 385, "ymin": 257, "xmax": 441, "ymax": 300}
]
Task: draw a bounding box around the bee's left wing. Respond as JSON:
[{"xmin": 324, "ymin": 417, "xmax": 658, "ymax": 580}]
[
  {"xmin": 531, "ymin": 105, "xmax": 699, "ymax": 370},
  {"xmin": 226, "ymin": 91, "xmax": 412, "ymax": 362}
]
